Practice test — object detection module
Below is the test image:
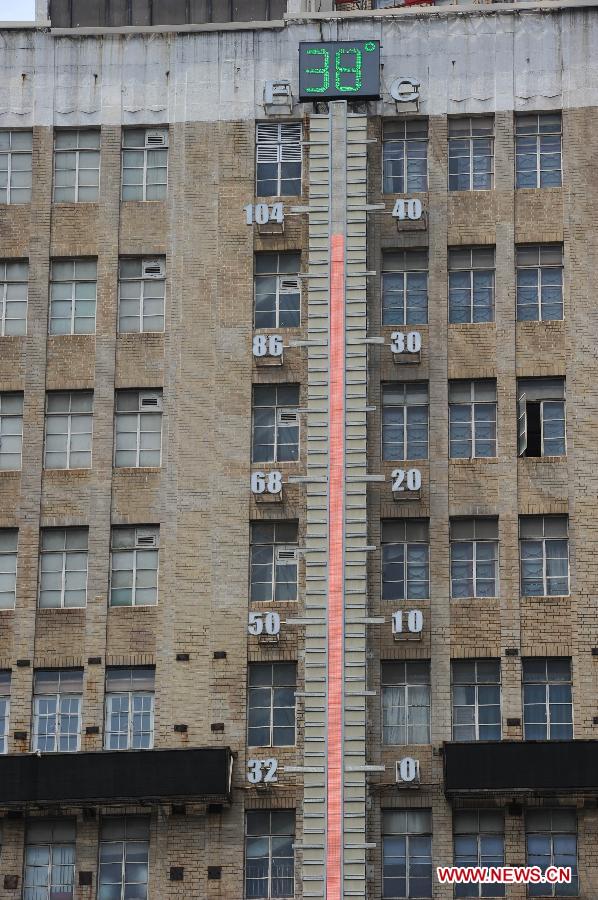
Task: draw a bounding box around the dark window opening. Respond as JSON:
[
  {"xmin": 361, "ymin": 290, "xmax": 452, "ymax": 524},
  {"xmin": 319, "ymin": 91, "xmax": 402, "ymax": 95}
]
[
  {"xmin": 51, "ymin": 0, "xmax": 284, "ymax": 27},
  {"xmin": 525, "ymin": 402, "xmax": 542, "ymax": 457}
]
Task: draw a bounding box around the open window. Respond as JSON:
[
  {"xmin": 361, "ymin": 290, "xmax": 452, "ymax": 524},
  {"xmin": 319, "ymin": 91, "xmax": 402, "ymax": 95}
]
[{"xmin": 517, "ymin": 377, "xmax": 565, "ymax": 458}]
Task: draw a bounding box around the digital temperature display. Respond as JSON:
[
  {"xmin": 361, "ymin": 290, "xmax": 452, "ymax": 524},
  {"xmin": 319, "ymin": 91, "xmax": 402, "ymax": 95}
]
[{"xmin": 299, "ymin": 40, "xmax": 381, "ymax": 102}]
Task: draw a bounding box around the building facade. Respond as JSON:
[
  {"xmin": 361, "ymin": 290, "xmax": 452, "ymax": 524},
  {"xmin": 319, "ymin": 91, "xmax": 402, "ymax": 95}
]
[{"xmin": 0, "ymin": 0, "xmax": 597, "ymax": 897}]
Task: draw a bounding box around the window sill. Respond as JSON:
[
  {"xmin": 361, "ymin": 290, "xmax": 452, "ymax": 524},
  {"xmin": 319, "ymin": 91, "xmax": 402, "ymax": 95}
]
[
  {"xmin": 37, "ymin": 606, "xmax": 86, "ymax": 614},
  {"xmin": 451, "ymin": 596, "xmax": 499, "ymax": 601},
  {"xmin": 0, "ymin": 470, "xmax": 21, "ymax": 478},
  {"xmin": 449, "ymin": 457, "xmax": 497, "ymax": 465},
  {"xmin": 520, "ymin": 595, "xmax": 570, "ymax": 602},
  {"xmin": 519, "ymin": 455, "xmax": 566, "ymax": 463},
  {"xmin": 113, "ymin": 467, "xmax": 161, "ymax": 475},
  {"xmin": 108, "ymin": 604, "xmax": 158, "ymax": 612},
  {"xmin": 43, "ymin": 468, "xmax": 91, "ymax": 477},
  {"xmin": 52, "ymin": 201, "xmax": 99, "ymax": 208}
]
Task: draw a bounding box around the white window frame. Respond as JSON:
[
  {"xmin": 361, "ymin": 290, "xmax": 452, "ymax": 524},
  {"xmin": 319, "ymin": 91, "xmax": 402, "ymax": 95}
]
[
  {"xmin": 23, "ymin": 821, "xmax": 76, "ymax": 900},
  {"xmin": 114, "ymin": 391, "xmax": 163, "ymax": 469},
  {"xmin": 44, "ymin": 391, "xmax": 93, "ymax": 470},
  {"xmin": 0, "ymin": 530, "xmax": 18, "ymax": 610},
  {"xmin": 0, "ymin": 672, "xmax": 10, "ymax": 754},
  {"xmin": 453, "ymin": 811, "xmax": 505, "ymax": 899},
  {"xmin": 0, "ymin": 260, "xmax": 28, "ymax": 336},
  {"xmin": 382, "ymin": 119, "xmax": 429, "ymax": 194},
  {"xmin": 515, "ymin": 244, "xmax": 563, "ymax": 322},
  {"xmin": 53, "ymin": 129, "xmax": 101, "ymax": 203},
  {"xmin": 250, "ymin": 523, "xmax": 299, "ymax": 604},
  {"xmin": 382, "ymin": 809, "xmax": 433, "ymax": 900},
  {"xmin": 519, "ymin": 516, "xmax": 569, "ymax": 597},
  {"xmin": 251, "ymin": 385, "xmax": 300, "ymax": 464},
  {"xmin": 448, "ymin": 248, "xmax": 496, "ymax": 324},
  {"xmin": 522, "ymin": 658, "xmax": 573, "ymax": 741},
  {"xmin": 121, "ymin": 127, "xmax": 168, "ymax": 202},
  {"xmin": 38, "ymin": 527, "xmax": 88, "ymax": 609},
  {"xmin": 104, "ymin": 691, "xmax": 155, "ymax": 751},
  {"xmin": 515, "ymin": 113, "xmax": 562, "ymax": 190},
  {"xmin": 0, "ymin": 392, "xmax": 24, "ymax": 471},
  {"xmin": 0, "ymin": 130, "xmax": 33, "ymax": 205},
  {"xmin": 99, "ymin": 818, "xmax": 150, "ymax": 900},
  {"xmin": 451, "ymin": 660, "xmax": 502, "ymax": 742},
  {"xmin": 449, "ymin": 380, "xmax": 497, "ymax": 459},
  {"xmin": 49, "ymin": 259, "xmax": 97, "ymax": 335},
  {"xmin": 254, "ymin": 253, "xmax": 301, "ymax": 330},
  {"xmin": 381, "ymin": 382, "xmax": 429, "ymax": 462},
  {"xmin": 247, "ymin": 662, "xmax": 297, "ymax": 748},
  {"xmin": 245, "ymin": 810, "xmax": 295, "ymax": 900},
  {"xmin": 525, "ymin": 810, "xmax": 578, "ymax": 898},
  {"xmin": 256, "ymin": 121, "xmax": 302, "ymax": 198},
  {"xmin": 32, "ymin": 670, "xmax": 82, "ymax": 753},
  {"xmin": 448, "ymin": 117, "xmax": 494, "ymax": 191},
  {"xmin": 381, "ymin": 520, "xmax": 430, "ymax": 602},
  {"xmin": 381, "ymin": 661, "xmax": 431, "ymax": 745},
  {"xmin": 109, "ymin": 526, "xmax": 160, "ymax": 608},
  {"xmin": 118, "ymin": 257, "xmax": 166, "ymax": 334}
]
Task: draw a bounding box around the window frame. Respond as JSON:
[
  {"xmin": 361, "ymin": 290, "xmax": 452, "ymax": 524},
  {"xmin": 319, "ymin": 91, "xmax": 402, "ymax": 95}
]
[
  {"xmin": 23, "ymin": 819, "xmax": 77, "ymax": 900},
  {"xmin": 453, "ymin": 810, "xmax": 505, "ymax": 898},
  {"xmin": 114, "ymin": 390, "xmax": 163, "ymax": 469},
  {"xmin": 381, "ymin": 519, "xmax": 430, "ymax": 602},
  {"xmin": 516, "ymin": 244, "xmax": 564, "ymax": 322},
  {"xmin": 251, "ymin": 384, "xmax": 300, "ymax": 464},
  {"xmin": 38, "ymin": 527, "xmax": 89, "ymax": 610},
  {"xmin": 49, "ymin": 258, "xmax": 98, "ymax": 336},
  {"xmin": 515, "ymin": 113, "xmax": 562, "ymax": 190},
  {"xmin": 53, "ymin": 128, "xmax": 101, "ymax": 203},
  {"xmin": 448, "ymin": 247, "xmax": 496, "ymax": 324},
  {"xmin": 0, "ymin": 671, "xmax": 10, "ymax": 754},
  {"xmin": 382, "ymin": 119, "xmax": 429, "ymax": 194},
  {"xmin": 117, "ymin": 257, "xmax": 166, "ymax": 334},
  {"xmin": 451, "ymin": 659, "xmax": 502, "ymax": 742},
  {"xmin": 381, "ymin": 250, "xmax": 428, "ymax": 327},
  {"xmin": 450, "ymin": 518, "xmax": 499, "ymax": 600},
  {"xmin": 109, "ymin": 526, "xmax": 160, "ymax": 608},
  {"xmin": 44, "ymin": 390, "xmax": 94, "ymax": 471},
  {"xmin": 519, "ymin": 516, "xmax": 569, "ymax": 598},
  {"xmin": 0, "ymin": 530, "xmax": 18, "ymax": 610},
  {"xmin": 525, "ymin": 809, "xmax": 578, "ymax": 897},
  {"xmin": 0, "ymin": 392, "xmax": 24, "ymax": 471},
  {"xmin": 381, "ymin": 382, "xmax": 429, "ymax": 462},
  {"xmin": 448, "ymin": 117, "xmax": 494, "ymax": 192},
  {"xmin": 0, "ymin": 259, "xmax": 28, "ymax": 336},
  {"xmin": 104, "ymin": 668, "xmax": 155, "ymax": 751},
  {"xmin": 32, "ymin": 669, "xmax": 83, "ymax": 754},
  {"xmin": 247, "ymin": 662, "xmax": 297, "ymax": 748},
  {"xmin": 250, "ymin": 522, "xmax": 299, "ymax": 604},
  {"xmin": 449, "ymin": 380, "xmax": 497, "ymax": 460},
  {"xmin": 381, "ymin": 661, "xmax": 431, "ymax": 746},
  {"xmin": 256, "ymin": 121, "xmax": 302, "ymax": 198},
  {"xmin": 382, "ymin": 808, "xmax": 433, "ymax": 900},
  {"xmin": 244, "ymin": 809, "xmax": 295, "ymax": 900},
  {"xmin": 522, "ymin": 658, "xmax": 573, "ymax": 742},
  {"xmin": 98, "ymin": 817, "xmax": 150, "ymax": 900},
  {"xmin": 0, "ymin": 130, "xmax": 33, "ymax": 205},
  {"xmin": 254, "ymin": 252, "xmax": 301, "ymax": 330},
  {"xmin": 121, "ymin": 127, "xmax": 168, "ymax": 202}
]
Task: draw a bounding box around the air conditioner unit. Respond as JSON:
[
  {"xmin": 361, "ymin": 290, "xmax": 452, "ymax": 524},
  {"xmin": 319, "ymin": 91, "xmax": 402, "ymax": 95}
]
[
  {"xmin": 135, "ymin": 528, "xmax": 158, "ymax": 549},
  {"xmin": 395, "ymin": 757, "xmax": 420, "ymax": 786},
  {"xmin": 142, "ymin": 259, "xmax": 165, "ymax": 279},
  {"xmin": 146, "ymin": 129, "xmax": 168, "ymax": 148},
  {"xmin": 276, "ymin": 547, "xmax": 298, "ymax": 563},
  {"xmin": 277, "ymin": 408, "xmax": 299, "ymax": 426},
  {"xmin": 139, "ymin": 392, "xmax": 163, "ymax": 411},
  {"xmin": 280, "ymin": 278, "xmax": 299, "ymax": 293}
]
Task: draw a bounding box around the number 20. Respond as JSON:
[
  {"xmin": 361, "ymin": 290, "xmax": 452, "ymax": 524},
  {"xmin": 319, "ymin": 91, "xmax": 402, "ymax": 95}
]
[{"xmin": 392, "ymin": 468, "xmax": 422, "ymax": 492}]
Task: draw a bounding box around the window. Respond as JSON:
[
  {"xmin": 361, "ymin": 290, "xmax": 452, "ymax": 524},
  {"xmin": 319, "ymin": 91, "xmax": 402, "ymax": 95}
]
[
  {"xmin": 449, "ymin": 117, "xmax": 494, "ymax": 191},
  {"xmin": 44, "ymin": 391, "xmax": 93, "ymax": 470},
  {"xmin": 381, "ymin": 519, "xmax": 429, "ymax": 601},
  {"xmin": 122, "ymin": 127, "xmax": 168, "ymax": 201},
  {"xmin": 49, "ymin": 258, "xmax": 97, "ymax": 335},
  {"xmin": 39, "ymin": 527, "xmax": 88, "ymax": 609},
  {"xmin": 248, "ymin": 662, "xmax": 296, "ymax": 747},
  {"xmin": 516, "ymin": 245, "xmax": 563, "ymax": 322},
  {"xmin": 254, "ymin": 252, "xmax": 301, "ymax": 329},
  {"xmin": 32, "ymin": 669, "xmax": 82, "ymax": 753},
  {"xmin": 382, "ymin": 661, "xmax": 430, "ymax": 745},
  {"xmin": 382, "ymin": 250, "xmax": 428, "ymax": 327},
  {"xmin": 110, "ymin": 526, "xmax": 159, "ymax": 607},
  {"xmin": 526, "ymin": 810, "xmax": 578, "ymax": 897},
  {"xmin": 0, "ymin": 260, "xmax": 28, "ymax": 335},
  {"xmin": 105, "ymin": 667, "xmax": 155, "ymax": 750},
  {"xmin": 54, "ymin": 129, "xmax": 100, "ymax": 202},
  {"xmin": 0, "ymin": 530, "xmax": 17, "ymax": 609},
  {"xmin": 523, "ymin": 658, "xmax": 572, "ymax": 741},
  {"xmin": 0, "ymin": 392, "xmax": 23, "ymax": 470},
  {"xmin": 245, "ymin": 810, "xmax": 295, "ymax": 900},
  {"xmin": 449, "ymin": 380, "xmax": 497, "ymax": 459},
  {"xmin": 382, "ymin": 119, "xmax": 428, "ymax": 193},
  {"xmin": 382, "ymin": 383, "xmax": 428, "ymax": 461},
  {"xmin": 118, "ymin": 257, "xmax": 165, "ymax": 333},
  {"xmin": 450, "ymin": 518, "xmax": 498, "ymax": 600},
  {"xmin": 0, "ymin": 671, "xmax": 10, "ymax": 753},
  {"xmin": 520, "ymin": 516, "xmax": 569, "ymax": 597},
  {"xmin": 99, "ymin": 817, "xmax": 150, "ymax": 900},
  {"xmin": 451, "ymin": 659, "xmax": 501, "ymax": 742},
  {"xmin": 382, "ymin": 809, "xmax": 432, "ymax": 900},
  {"xmin": 114, "ymin": 390, "xmax": 162, "ymax": 468},
  {"xmin": 518, "ymin": 378, "xmax": 565, "ymax": 458},
  {"xmin": 250, "ymin": 521, "xmax": 298, "ymax": 603},
  {"xmin": 0, "ymin": 131, "xmax": 32, "ymax": 204},
  {"xmin": 256, "ymin": 122, "xmax": 302, "ymax": 197},
  {"xmin": 516, "ymin": 113, "xmax": 562, "ymax": 189},
  {"xmin": 23, "ymin": 819, "xmax": 76, "ymax": 900},
  {"xmin": 252, "ymin": 384, "xmax": 299, "ymax": 463},
  {"xmin": 453, "ymin": 811, "xmax": 505, "ymax": 898},
  {"xmin": 449, "ymin": 247, "xmax": 495, "ymax": 324}
]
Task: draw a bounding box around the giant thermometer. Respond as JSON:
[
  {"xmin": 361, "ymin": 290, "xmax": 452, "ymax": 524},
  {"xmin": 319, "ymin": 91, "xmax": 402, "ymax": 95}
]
[{"xmin": 301, "ymin": 42, "xmax": 380, "ymax": 900}]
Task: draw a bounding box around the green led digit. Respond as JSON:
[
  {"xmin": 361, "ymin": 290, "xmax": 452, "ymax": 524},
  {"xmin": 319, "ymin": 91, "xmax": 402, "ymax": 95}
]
[
  {"xmin": 305, "ymin": 47, "xmax": 330, "ymax": 94},
  {"xmin": 335, "ymin": 47, "xmax": 362, "ymax": 93}
]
